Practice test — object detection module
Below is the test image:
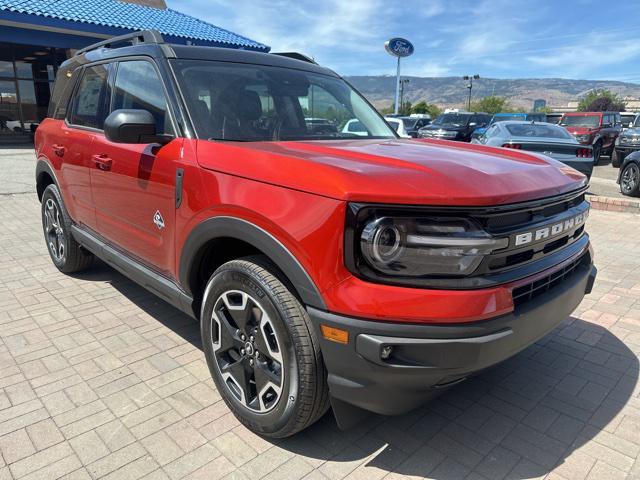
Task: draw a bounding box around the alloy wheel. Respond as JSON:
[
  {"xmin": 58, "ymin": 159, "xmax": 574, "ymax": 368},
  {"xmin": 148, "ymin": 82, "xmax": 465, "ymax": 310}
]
[
  {"xmin": 210, "ymin": 290, "xmax": 283, "ymax": 413},
  {"xmin": 44, "ymin": 198, "xmax": 65, "ymax": 262},
  {"xmin": 621, "ymin": 164, "xmax": 639, "ymax": 194}
]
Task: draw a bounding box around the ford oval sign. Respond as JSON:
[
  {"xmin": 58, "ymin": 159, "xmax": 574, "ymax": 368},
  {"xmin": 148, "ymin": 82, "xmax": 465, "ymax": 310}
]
[{"xmin": 385, "ymin": 38, "xmax": 414, "ymax": 58}]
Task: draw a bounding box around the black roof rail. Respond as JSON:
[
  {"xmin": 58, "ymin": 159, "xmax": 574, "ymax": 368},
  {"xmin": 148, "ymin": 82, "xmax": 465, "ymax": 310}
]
[
  {"xmin": 77, "ymin": 30, "xmax": 165, "ymax": 56},
  {"xmin": 271, "ymin": 52, "xmax": 317, "ymax": 64}
]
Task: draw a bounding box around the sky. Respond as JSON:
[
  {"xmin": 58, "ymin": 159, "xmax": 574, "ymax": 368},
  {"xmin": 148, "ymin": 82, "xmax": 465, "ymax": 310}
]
[{"xmin": 169, "ymin": 0, "xmax": 640, "ymax": 83}]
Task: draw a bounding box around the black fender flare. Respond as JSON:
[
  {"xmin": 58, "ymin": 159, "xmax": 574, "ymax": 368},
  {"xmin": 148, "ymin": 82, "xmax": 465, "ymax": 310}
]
[
  {"xmin": 35, "ymin": 159, "xmax": 60, "ymax": 200},
  {"xmin": 179, "ymin": 216, "xmax": 327, "ymax": 310}
]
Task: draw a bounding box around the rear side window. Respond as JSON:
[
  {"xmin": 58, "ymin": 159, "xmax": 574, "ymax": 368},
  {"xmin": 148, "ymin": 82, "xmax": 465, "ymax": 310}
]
[
  {"xmin": 112, "ymin": 60, "xmax": 172, "ymax": 134},
  {"xmin": 68, "ymin": 64, "xmax": 110, "ymax": 129}
]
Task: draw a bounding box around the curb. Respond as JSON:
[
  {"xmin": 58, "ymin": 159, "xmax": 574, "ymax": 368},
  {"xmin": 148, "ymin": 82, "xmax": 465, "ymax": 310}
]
[{"xmin": 587, "ymin": 194, "xmax": 640, "ymax": 214}]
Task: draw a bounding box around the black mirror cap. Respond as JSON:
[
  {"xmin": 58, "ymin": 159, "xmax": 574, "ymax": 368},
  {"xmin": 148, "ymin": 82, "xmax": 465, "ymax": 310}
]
[{"xmin": 104, "ymin": 109, "xmax": 173, "ymax": 145}]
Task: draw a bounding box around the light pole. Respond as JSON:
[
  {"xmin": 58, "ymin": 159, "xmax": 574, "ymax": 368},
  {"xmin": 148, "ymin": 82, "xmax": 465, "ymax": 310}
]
[
  {"xmin": 463, "ymin": 74, "xmax": 480, "ymax": 110},
  {"xmin": 400, "ymin": 78, "xmax": 410, "ymax": 115}
]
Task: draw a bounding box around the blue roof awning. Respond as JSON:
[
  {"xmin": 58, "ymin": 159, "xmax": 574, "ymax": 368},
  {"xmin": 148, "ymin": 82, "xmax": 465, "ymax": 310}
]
[{"xmin": 0, "ymin": 0, "xmax": 270, "ymax": 51}]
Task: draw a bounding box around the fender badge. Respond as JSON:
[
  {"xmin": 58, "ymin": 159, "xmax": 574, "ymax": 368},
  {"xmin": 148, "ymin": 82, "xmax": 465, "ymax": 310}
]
[{"xmin": 153, "ymin": 211, "xmax": 165, "ymax": 230}]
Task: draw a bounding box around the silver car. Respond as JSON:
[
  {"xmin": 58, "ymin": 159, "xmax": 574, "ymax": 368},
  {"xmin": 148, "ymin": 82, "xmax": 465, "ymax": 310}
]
[{"xmin": 472, "ymin": 121, "xmax": 594, "ymax": 178}]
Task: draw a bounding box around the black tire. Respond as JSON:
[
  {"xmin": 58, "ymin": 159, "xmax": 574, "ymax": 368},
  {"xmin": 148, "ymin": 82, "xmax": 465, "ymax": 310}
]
[
  {"xmin": 200, "ymin": 255, "xmax": 329, "ymax": 438},
  {"xmin": 620, "ymin": 162, "xmax": 640, "ymax": 197},
  {"xmin": 41, "ymin": 184, "xmax": 94, "ymax": 273},
  {"xmin": 611, "ymin": 149, "xmax": 623, "ymax": 168},
  {"xmin": 592, "ymin": 141, "xmax": 602, "ymax": 165}
]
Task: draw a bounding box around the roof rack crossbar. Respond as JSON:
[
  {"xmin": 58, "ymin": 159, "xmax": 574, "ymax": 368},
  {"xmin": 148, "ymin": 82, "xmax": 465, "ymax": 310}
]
[
  {"xmin": 271, "ymin": 52, "xmax": 317, "ymax": 64},
  {"xmin": 77, "ymin": 30, "xmax": 165, "ymax": 56}
]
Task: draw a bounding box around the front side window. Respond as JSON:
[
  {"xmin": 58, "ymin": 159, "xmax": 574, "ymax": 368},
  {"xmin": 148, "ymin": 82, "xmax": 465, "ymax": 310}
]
[
  {"xmin": 170, "ymin": 59, "xmax": 395, "ymax": 141},
  {"xmin": 68, "ymin": 64, "xmax": 110, "ymax": 129},
  {"xmin": 112, "ymin": 60, "xmax": 172, "ymax": 134}
]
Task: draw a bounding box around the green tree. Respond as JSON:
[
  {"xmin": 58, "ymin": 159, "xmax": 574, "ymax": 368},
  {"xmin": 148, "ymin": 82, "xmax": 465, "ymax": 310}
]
[
  {"xmin": 411, "ymin": 101, "xmax": 442, "ymax": 118},
  {"xmin": 469, "ymin": 96, "xmax": 513, "ymax": 114},
  {"xmin": 577, "ymin": 89, "xmax": 625, "ymax": 112}
]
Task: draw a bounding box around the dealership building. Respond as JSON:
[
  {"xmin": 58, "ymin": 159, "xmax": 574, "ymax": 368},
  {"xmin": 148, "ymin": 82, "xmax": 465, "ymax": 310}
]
[{"xmin": 0, "ymin": 0, "xmax": 269, "ymax": 143}]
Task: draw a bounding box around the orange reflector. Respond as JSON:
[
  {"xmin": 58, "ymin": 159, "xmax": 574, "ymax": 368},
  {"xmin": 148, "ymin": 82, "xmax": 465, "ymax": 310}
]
[{"xmin": 321, "ymin": 325, "xmax": 349, "ymax": 344}]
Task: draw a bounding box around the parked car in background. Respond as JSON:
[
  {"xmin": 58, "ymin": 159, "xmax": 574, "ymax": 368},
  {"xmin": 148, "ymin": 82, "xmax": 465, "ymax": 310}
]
[
  {"xmin": 620, "ymin": 112, "xmax": 637, "ymax": 129},
  {"xmin": 471, "ymin": 112, "xmax": 546, "ymax": 141},
  {"xmin": 386, "ymin": 116, "xmax": 431, "ymax": 138},
  {"xmin": 418, "ymin": 112, "xmax": 491, "ymax": 142},
  {"xmin": 341, "ymin": 118, "xmax": 368, "ymax": 136},
  {"xmin": 545, "ymin": 112, "xmax": 563, "ymax": 124},
  {"xmin": 559, "ymin": 112, "xmax": 621, "ymax": 163},
  {"xmin": 472, "ymin": 121, "xmax": 594, "ymax": 178},
  {"xmin": 618, "ymin": 150, "xmax": 640, "ymax": 196},
  {"xmin": 613, "ymin": 115, "xmax": 640, "ymax": 167},
  {"xmin": 385, "ymin": 117, "xmax": 411, "ymax": 138}
]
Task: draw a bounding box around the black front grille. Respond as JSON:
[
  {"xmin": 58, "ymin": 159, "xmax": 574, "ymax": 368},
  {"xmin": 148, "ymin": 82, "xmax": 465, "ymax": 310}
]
[{"xmin": 512, "ymin": 253, "xmax": 589, "ymax": 307}]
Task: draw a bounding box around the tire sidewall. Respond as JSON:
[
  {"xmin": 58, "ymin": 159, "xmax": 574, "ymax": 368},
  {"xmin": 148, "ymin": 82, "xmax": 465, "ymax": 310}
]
[
  {"xmin": 621, "ymin": 163, "xmax": 640, "ymax": 196},
  {"xmin": 41, "ymin": 184, "xmax": 69, "ymax": 270},
  {"xmin": 201, "ymin": 265, "xmax": 301, "ymax": 436}
]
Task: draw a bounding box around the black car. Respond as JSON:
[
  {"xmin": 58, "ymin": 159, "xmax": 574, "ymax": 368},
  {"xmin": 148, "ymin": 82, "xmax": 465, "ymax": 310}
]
[
  {"xmin": 418, "ymin": 112, "xmax": 491, "ymax": 142},
  {"xmin": 618, "ymin": 150, "xmax": 640, "ymax": 196},
  {"xmin": 613, "ymin": 115, "xmax": 640, "ymax": 167}
]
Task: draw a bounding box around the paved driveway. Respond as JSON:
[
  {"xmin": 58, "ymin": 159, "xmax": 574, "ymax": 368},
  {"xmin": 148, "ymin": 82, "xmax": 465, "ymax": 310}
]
[{"xmin": 0, "ymin": 149, "xmax": 639, "ymax": 480}]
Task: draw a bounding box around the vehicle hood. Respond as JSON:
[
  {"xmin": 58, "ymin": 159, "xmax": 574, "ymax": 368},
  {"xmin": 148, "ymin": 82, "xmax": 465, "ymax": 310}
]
[
  {"xmin": 565, "ymin": 126, "xmax": 598, "ymax": 135},
  {"xmin": 421, "ymin": 124, "xmax": 467, "ymax": 132},
  {"xmin": 621, "ymin": 127, "xmax": 640, "ymax": 136},
  {"xmin": 195, "ymin": 138, "xmax": 587, "ymax": 206}
]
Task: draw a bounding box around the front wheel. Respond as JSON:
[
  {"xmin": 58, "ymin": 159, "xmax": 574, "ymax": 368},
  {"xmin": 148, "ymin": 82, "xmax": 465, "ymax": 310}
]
[
  {"xmin": 200, "ymin": 256, "xmax": 329, "ymax": 437},
  {"xmin": 620, "ymin": 162, "xmax": 640, "ymax": 197},
  {"xmin": 593, "ymin": 141, "xmax": 602, "ymax": 165},
  {"xmin": 611, "ymin": 149, "xmax": 622, "ymax": 168}
]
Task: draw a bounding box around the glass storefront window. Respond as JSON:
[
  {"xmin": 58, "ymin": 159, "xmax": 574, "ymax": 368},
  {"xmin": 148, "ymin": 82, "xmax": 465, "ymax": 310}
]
[
  {"xmin": 0, "ymin": 44, "xmax": 13, "ymax": 78},
  {"xmin": 0, "ymin": 80, "xmax": 21, "ymax": 136}
]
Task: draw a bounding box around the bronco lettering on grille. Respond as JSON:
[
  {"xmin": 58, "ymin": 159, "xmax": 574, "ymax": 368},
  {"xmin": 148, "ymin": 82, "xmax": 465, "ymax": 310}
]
[{"xmin": 514, "ymin": 210, "xmax": 589, "ymax": 247}]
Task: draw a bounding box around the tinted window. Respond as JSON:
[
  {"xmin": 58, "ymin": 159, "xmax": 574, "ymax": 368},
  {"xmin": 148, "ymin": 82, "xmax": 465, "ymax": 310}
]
[
  {"xmin": 112, "ymin": 61, "xmax": 171, "ymax": 134},
  {"xmin": 68, "ymin": 64, "xmax": 109, "ymax": 129},
  {"xmin": 347, "ymin": 120, "xmax": 365, "ymax": 132},
  {"xmin": 433, "ymin": 113, "xmax": 472, "ymax": 126}
]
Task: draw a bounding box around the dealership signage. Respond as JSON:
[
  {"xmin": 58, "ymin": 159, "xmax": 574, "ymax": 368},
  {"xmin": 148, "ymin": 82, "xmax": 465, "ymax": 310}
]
[{"xmin": 385, "ymin": 38, "xmax": 414, "ymax": 115}]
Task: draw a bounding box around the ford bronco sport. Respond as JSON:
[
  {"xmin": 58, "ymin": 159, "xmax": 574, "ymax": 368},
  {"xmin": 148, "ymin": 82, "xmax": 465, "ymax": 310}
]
[{"xmin": 35, "ymin": 31, "xmax": 597, "ymax": 438}]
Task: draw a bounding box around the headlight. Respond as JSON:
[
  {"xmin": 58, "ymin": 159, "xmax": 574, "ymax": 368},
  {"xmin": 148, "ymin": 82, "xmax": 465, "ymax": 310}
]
[{"xmin": 347, "ymin": 207, "xmax": 508, "ymax": 280}]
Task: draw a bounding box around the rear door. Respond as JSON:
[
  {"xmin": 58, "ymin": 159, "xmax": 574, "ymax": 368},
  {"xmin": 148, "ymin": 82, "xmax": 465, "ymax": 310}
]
[
  {"xmin": 89, "ymin": 58, "xmax": 180, "ymax": 276},
  {"xmin": 58, "ymin": 63, "xmax": 113, "ymax": 229}
]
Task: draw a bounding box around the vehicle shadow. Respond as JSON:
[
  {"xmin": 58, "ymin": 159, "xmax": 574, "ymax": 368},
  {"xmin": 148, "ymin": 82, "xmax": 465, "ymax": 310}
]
[{"xmin": 74, "ymin": 263, "xmax": 639, "ymax": 480}]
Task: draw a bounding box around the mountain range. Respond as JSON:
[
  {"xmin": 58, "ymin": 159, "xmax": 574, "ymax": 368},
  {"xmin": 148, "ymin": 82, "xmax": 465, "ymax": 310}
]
[{"xmin": 345, "ymin": 76, "xmax": 640, "ymax": 110}]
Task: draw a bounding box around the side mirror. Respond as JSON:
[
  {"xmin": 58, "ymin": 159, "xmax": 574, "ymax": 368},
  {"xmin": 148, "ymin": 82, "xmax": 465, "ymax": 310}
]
[{"xmin": 104, "ymin": 109, "xmax": 173, "ymax": 145}]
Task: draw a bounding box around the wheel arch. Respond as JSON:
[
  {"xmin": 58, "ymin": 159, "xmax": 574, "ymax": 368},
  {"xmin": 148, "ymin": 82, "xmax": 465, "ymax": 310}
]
[
  {"xmin": 618, "ymin": 151, "xmax": 640, "ymax": 183},
  {"xmin": 35, "ymin": 159, "xmax": 59, "ymax": 202},
  {"xmin": 180, "ymin": 217, "xmax": 327, "ymax": 316}
]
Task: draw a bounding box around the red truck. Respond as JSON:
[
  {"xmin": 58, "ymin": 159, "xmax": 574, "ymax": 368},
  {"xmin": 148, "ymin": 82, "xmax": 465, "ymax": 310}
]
[
  {"xmin": 559, "ymin": 111, "xmax": 621, "ymax": 163},
  {"xmin": 35, "ymin": 31, "xmax": 596, "ymax": 437}
]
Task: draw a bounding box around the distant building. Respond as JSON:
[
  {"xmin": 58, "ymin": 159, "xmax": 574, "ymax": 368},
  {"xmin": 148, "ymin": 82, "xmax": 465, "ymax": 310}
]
[
  {"xmin": 0, "ymin": 0, "xmax": 269, "ymax": 143},
  {"xmin": 533, "ymin": 99, "xmax": 546, "ymax": 112}
]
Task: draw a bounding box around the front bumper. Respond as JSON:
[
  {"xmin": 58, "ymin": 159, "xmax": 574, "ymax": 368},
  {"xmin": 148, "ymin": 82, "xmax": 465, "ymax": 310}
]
[
  {"xmin": 308, "ymin": 259, "xmax": 596, "ymax": 417},
  {"xmin": 615, "ymin": 145, "xmax": 640, "ymax": 158}
]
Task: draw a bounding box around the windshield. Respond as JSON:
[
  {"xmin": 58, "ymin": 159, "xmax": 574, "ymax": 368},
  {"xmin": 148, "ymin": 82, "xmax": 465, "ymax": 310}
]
[
  {"xmin": 560, "ymin": 115, "xmax": 600, "ymax": 127},
  {"xmin": 505, "ymin": 123, "xmax": 573, "ymax": 139},
  {"xmin": 433, "ymin": 113, "xmax": 472, "ymax": 127},
  {"xmin": 170, "ymin": 59, "xmax": 395, "ymax": 141},
  {"xmin": 492, "ymin": 115, "xmax": 525, "ymax": 123}
]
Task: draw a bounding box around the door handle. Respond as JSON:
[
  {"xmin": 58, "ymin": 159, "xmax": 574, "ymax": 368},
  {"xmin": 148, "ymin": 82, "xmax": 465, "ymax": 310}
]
[
  {"xmin": 52, "ymin": 144, "xmax": 65, "ymax": 157},
  {"xmin": 91, "ymin": 154, "xmax": 113, "ymax": 171}
]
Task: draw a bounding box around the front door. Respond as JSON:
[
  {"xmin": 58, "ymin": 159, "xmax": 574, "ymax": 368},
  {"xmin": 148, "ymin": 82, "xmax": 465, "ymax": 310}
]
[{"xmin": 90, "ymin": 59, "xmax": 179, "ymax": 276}]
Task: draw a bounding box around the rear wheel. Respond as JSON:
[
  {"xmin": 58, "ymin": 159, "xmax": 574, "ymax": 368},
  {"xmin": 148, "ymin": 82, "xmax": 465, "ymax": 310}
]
[
  {"xmin": 201, "ymin": 256, "xmax": 329, "ymax": 437},
  {"xmin": 620, "ymin": 162, "xmax": 640, "ymax": 197},
  {"xmin": 41, "ymin": 184, "xmax": 94, "ymax": 273}
]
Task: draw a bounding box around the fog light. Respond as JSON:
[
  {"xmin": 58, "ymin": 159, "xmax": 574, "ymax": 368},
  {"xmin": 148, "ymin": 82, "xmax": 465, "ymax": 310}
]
[{"xmin": 381, "ymin": 345, "xmax": 393, "ymax": 359}]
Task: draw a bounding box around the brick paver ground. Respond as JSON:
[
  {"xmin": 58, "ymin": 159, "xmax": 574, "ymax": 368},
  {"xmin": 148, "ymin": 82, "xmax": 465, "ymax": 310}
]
[{"xmin": 0, "ymin": 149, "xmax": 639, "ymax": 479}]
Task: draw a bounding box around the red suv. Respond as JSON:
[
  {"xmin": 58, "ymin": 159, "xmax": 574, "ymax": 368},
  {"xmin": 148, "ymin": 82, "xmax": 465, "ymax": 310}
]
[
  {"xmin": 560, "ymin": 111, "xmax": 621, "ymax": 162},
  {"xmin": 35, "ymin": 31, "xmax": 596, "ymax": 437}
]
